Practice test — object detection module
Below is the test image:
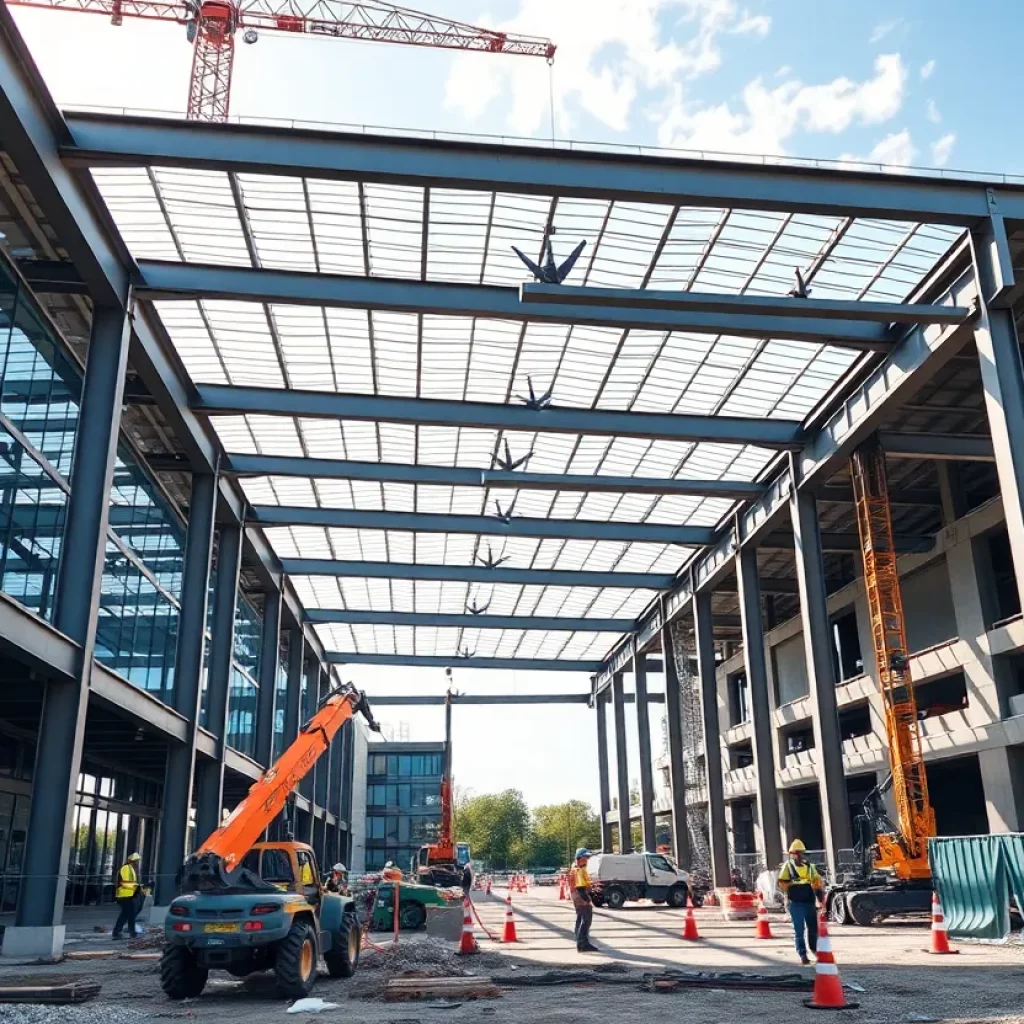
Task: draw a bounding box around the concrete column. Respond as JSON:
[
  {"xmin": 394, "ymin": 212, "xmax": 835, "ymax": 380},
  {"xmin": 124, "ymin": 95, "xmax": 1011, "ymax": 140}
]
[
  {"xmin": 195, "ymin": 523, "xmax": 242, "ymax": 846},
  {"xmin": 694, "ymin": 591, "xmax": 729, "ymax": 887},
  {"xmin": 153, "ymin": 472, "xmax": 217, "ymax": 908},
  {"xmin": 661, "ymin": 621, "xmax": 690, "ymax": 866},
  {"xmin": 7, "ymin": 307, "xmax": 130, "ymax": 958},
  {"xmin": 979, "ymin": 746, "xmax": 1024, "ymax": 832},
  {"xmin": 633, "ymin": 648, "xmax": 657, "ymax": 852},
  {"xmin": 790, "ymin": 487, "xmax": 852, "ymax": 874},
  {"xmin": 971, "ymin": 222, "xmax": 1024, "ymax": 614},
  {"xmin": 254, "ymin": 584, "xmax": 282, "ymax": 768},
  {"xmin": 736, "ymin": 548, "xmax": 783, "ymax": 870},
  {"xmin": 936, "ymin": 462, "xmax": 968, "ymax": 525},
  {"xmin": 595, "ymin": 691, "xmax": 613, "ymax": 852},
  {"xmin": 611, "ymin": 673, "xmax": 631, "ymax": 853}
]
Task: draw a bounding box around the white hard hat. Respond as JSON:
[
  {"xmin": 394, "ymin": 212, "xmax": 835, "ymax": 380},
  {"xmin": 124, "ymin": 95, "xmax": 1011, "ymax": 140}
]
[
  {"xmin": 127, "ymin": 852, "xmax": 141, "ymax": 862},
  {"xmin": 333, "ymin": 863, "xmax": 347, "ymax": 873}
]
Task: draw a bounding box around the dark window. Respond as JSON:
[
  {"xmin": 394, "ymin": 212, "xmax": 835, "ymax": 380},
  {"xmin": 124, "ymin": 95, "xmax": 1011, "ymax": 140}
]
[
  {"xmin": 241, "ymin": 850, "xmax": 259, "ymax": 875},
  {"xmin": 398, "ymin": 755, "xmax": 412, "ymax": 777},
  {"xmin": 646, "ymin": 854, "xmax": 673, "ymax": 873},
  {"xmin": 831, "ymin": 608, "xmax": 863, "ymax": 682},
  {"xmin": 781, "ymin": 723, "xmax": 815, "ymax": 754},
  {"xmin": 397, "ymin": 784, "xmax": 411, "ymax": 808},
  {"xmin": 728, "ymin": 672, "xmax": 749, "ymax": 726},
  {"xmin": 986, "ymin": 527, "xmax": 1021, "ymax": 624},
  {"xmin": 260, "ymin": 849, "xmax": 293, "ymax": 884},
  {"xmin": 387, "ymin": 755, "xmax": 399, "ymax": 776},
  {"xmin": 916, "ymin": 672, "xmax": 969, "ymax": 720},
  {"xmin": 729, "ymin": 741, "xmax": 754, "ymax": 769},
  {"xmin": 838, "ymin": 702, "xmax": 872, "ymax": 741}
]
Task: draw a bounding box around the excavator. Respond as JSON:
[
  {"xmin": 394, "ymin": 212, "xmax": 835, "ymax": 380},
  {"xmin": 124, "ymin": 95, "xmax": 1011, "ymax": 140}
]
[
  {"xmin": 824, "ymin": 438, "xmax": 937, "ymax": 926},
  {"xmin": 160, "ymin": 682, "xmax": 379, "ymax": 1000},
  {"xmin": 415, "ymin": 681, "xmax": 470, "ymax": 886}
]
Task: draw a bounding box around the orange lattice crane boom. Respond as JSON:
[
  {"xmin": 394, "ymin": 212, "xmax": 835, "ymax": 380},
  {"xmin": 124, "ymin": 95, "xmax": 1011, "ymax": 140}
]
[
  {"xmin": 851, "ymin": 438, "xmax": 936, "ymax": 881},
  {"xmin": 8, "ymin": 1, "xmax": 556, "ymax": 121}
]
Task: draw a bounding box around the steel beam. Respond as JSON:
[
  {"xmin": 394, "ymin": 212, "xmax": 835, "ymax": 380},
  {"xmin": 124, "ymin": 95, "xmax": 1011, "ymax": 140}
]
[
  {"xmin": 63, "ymin": 111, "xmax": 1018, "ymax": 224},
  {"xmin": 633, "ymin": 648, "xmax": 657, "ymax": 853},
  {"xmin": 325, "ymin": 653, "xmax": 601, "ymax": 672},
  {"xmin": 195, "ymin": 523, "xmax": 242, "ymax": 847},
  {"xmin": 661, "ymin": 619, "xmax": 690, "ymax": 867},
  {"xmin": 877, "ymin": 431, "xmax": 994, "ymax": 462},
  {"xmin": 15, "ymin": 306, "xmax": 130, "ymax": 934},
  {"xmin": 307, "ymin": 609, "xmax": 633, "ymax": 631},
  {"xmin": 736, "ymin": 547, "xmax": 783, "ymax": 870},
  {"xmin": 761, "ymin": 531, "xmax": 933, "ymax": 554},
  {"xmin": 137, "ymin": 258, "xmax": 889, "ymax": 350},
  {"xmin": 196, "ymin": 384, "xmax": 803, "ymax": 449},
  {"xmin": 790, "ymin": 488, "xmax": 852, "ymax": 875},
  {"xmin": 611, "ymin": 674, "xmax": 632, "ymax": 852},
  {"xmin": 971, "ymin": 222, "xmax": 1024, "ymax": 614},
  {"xmin": 522, "ymin": 282, "xmax": 969, "ymax": 327},
  {"xmin": 365, "ymin": 692, "xmax": 663, "ymax": 705},
  {"xmin": 694, "ymin": 591, "xmax": 729, "ymax": 888},
  {"xmin": 596, "ymin": 691, "xmax": 613, "ymax": 852},
  {"xmin": 816, "ymin": 484, "xmax": 939, "ymax": 506},
  {"xmin": 252, "ymin": 504, "xmax": 716, "ymax": 545},
  {"xmin": 154, "ymin": 470, "xmax": 217, "ymax": 905},
  {"xmin": 281, "ymin": 557, "xmax": 674, "ymax": 590},
  {"xmin": 225, "ymin": 452, "xmax": 766, "ymax": 500},
  {"xmin": 255, "ymin": 584, "xmax": 282, "ymax": 768}
]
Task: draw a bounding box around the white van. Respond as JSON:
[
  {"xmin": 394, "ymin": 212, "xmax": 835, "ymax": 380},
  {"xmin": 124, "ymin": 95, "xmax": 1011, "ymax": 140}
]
[{"xmin": 588, "ymin": 852, "xmax": 690, "ymax": 909}]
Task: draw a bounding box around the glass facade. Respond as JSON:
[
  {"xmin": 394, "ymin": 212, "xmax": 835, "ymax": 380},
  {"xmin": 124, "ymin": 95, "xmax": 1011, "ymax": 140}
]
[
  {"xmin": 0, "ymin": 255, "xmax": 268, "ymax": 758},
  {"xmin": 364, "ymin": 745, "xmax": 445, "ymax": 872}
]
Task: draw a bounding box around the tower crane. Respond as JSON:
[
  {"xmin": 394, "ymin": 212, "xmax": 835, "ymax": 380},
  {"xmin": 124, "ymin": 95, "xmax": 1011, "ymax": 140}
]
[{"xmin": 7, "ymin": 1, "xmax": 556, "ymax": 122}]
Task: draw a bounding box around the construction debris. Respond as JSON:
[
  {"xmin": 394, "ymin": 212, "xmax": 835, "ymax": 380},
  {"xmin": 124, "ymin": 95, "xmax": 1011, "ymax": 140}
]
[
  {"xmin": 646, "ymin": 971, "xmax": 813, "ymax": 994},
  {"xmin": 384, "ymin": 977, "xmax": 501, "ymax": 1002},
  {"xmin": 0, "ymin": 980, "xmax": 101, "ymax": 1004}
]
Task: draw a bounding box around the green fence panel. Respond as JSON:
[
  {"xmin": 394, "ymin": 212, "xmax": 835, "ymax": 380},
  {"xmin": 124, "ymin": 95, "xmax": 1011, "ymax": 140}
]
[
  {"xmin": 929, "ymin": 835, "xmax": 1008, "ymax": 940},
  {"xmin": 1000, "ymin": 834, "xmax": 1024, "ymax": 923}
]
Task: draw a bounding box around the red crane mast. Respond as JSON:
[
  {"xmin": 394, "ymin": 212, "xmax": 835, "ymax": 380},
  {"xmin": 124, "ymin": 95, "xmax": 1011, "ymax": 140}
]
[{"xmin": 8, "ymin": 1, "xmax": 556, "ymax": 122}]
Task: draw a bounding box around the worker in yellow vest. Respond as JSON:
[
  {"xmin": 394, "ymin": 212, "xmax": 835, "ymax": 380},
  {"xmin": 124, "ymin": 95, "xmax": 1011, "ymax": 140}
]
[
  {"xmin": 113, "ymin": 852, "xmax": 142, "ymax": 940},
  {"xmin": 777, "ymin": 839, "xmax": 824, "ymax": 964},
  {"xmin": 569, "ymin": 848, "xmax": 599, "ymax": 953}
]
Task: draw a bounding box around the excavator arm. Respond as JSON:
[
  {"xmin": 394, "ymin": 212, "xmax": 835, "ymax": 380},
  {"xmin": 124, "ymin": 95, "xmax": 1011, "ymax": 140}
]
[{"xmin": 182, "ymin": 682, "xmax": 379, "ymax": 892}]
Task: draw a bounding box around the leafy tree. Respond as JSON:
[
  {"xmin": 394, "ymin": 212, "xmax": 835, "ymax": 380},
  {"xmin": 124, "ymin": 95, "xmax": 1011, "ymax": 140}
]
[
  {"xmin": 456, "ymin": 789, "xmax": 531, "ymax": 869},
  {"xmin": 531, "ymin": 800, "xmax": 600, "ymax": 867}
]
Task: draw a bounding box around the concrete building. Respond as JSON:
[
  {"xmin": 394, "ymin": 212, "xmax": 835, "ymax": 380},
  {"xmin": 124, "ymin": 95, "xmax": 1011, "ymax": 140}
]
[{"xmin": 4, "ymin": 0, "xmax": 1024, "ymax": 961}]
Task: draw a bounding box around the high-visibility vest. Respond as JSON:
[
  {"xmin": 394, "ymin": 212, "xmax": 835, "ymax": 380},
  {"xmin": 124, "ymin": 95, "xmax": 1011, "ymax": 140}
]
[
  {"xmin": 300, "ymin": 862, "xmax": 314, "ymax": 886},
  {"xmin": 116, "ymin": 863, "xmax": 138, "ymax": 899}
]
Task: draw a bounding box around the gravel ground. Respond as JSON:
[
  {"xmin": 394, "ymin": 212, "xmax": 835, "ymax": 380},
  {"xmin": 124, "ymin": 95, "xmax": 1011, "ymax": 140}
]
[{"xmin": 1, "ymin": 892, "xmax": 1022, "ymax": 1024}]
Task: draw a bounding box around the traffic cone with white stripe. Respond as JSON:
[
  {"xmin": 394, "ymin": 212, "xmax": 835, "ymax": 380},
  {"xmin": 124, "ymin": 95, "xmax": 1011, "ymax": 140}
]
[
  {"xmin": 681, "ymin": 892, "xmax": 700, "ymax": 941},
  {"xmin": 803, "ymin": 912, "xmax": 857, "ymax": 1010},
  {"xmin": 503, "ymin": 893, "xmax": 519, "ymax": 943},
  {"xmin": 485, "ymin": 876, "xmax": 492, "ymax": 896},
  {"xmin": 754, "ymin": 894, "xmax": 774, "ymax": 939},
  {"xmin": 927, "ymin": 891, "xmax": 959, "ymax": 955},
  {"xmin": 457, "ymin": 896, "xmax": 478, "ymax": 955}
]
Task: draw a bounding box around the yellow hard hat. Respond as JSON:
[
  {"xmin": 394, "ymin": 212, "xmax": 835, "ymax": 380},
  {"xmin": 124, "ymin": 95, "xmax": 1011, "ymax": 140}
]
[{"xmin": 788, "ymin": 839, "xmax": 806, "ymax": 853}]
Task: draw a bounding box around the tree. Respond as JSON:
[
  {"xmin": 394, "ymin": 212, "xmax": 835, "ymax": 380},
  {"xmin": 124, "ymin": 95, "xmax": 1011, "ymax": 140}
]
[
  {"xmin": 456, "ymin": 789, "xmax": 531, "ymax": 869},
  {"xmin": 532, "ymin": 800, "xmax": 601, "ymax": 868}
]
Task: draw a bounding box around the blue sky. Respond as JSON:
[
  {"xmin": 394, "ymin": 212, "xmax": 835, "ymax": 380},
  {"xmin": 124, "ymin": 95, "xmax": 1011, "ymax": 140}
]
[{"xmin": 13, "ymin": 0, "xmax": 1022, "ymax": 810}]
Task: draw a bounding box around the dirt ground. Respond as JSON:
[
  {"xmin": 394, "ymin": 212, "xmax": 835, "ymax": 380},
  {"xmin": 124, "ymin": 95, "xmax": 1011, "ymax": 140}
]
[{"xmin": 2, "ymin": 887, "xmax": 1023, "ymax": 1024}]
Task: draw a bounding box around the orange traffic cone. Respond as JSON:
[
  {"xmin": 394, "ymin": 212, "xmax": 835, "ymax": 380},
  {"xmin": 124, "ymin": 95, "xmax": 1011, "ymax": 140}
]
[
  {"xmin": 457, "ymin": 896, "xmax": 478, "ymax": 955},
  {"xmin": 485, "ymin": 877, "xmax": 492, "ymax": 896},
  {"xmin": 804, "ymin": 912, "xmax": 857, "ymax": 1010},
  {"xmin": 754, "ymin": 894, "xmax": 774, "ymax": 939},
  {"xmin": 558, "ymin": 873, "xmax": 568, "ymax": 901},
  {"xmin": 927, "ymin": 891, "xmax": 959, "ymax": 955},
  {"xmin": 503, "ymin": 894, "xmax": 519, "ymax": 942},
  {"xmin": 681, "ymin": 893, "xmax": 700, "ymax": 940}
]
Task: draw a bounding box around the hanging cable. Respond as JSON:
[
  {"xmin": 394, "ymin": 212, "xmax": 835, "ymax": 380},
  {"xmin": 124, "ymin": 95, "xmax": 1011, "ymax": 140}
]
[{"xmin": 547, "ymin": 57, "xmax": 556, "ymax": 144}]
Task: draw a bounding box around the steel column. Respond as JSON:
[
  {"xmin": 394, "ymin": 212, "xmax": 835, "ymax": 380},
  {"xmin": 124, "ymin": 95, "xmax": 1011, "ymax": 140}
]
[
  {"xmin": 155, "ymin": 470, "xmax": 217, "ymax": 905},
  {"xmin": 195, "ymin": 523, "xmax": 242, "ymax": 846},
  {"xmin": 611, "ymin": 673, "xmax": 632, "ymax": 853},
  {"xmin": 694, "ymin": 591, "xmax": 729, "ymax": 888},
  {"xmin": 971, "ymin": 222, "xmax": 1024, "ymax": 614},
  {"xmin": 254, "ymin": 584, "xmax": 282, "ymax": 768},
  {"xmin": 661, "ymin": 621, "xmax": 690, "ymax": 866},
  {"xmin": 300, "ymin": 661, "xmax": 318, "ymax": 843},
  {"xmin": 790, "ymin": 487, "xmax": 852, "ymax": 873},
  {"xmin": 633, "ymin": 648, "xmax": 657, "ymax": 853},
  {"xmin": 15, "ymin": 305, "xmax": 130, "ymax": 932},
  {"xmin": 736, "ymin": 547, "xmax": 783, "ymax": 870},
  {"xmin": 595, "ymin": 691, "xmax": 613, "ymax": 852}
]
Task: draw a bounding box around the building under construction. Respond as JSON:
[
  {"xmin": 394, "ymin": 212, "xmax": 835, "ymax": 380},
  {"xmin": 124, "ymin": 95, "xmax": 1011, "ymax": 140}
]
[{"xmin": 1, "ymin": 0, "xmax": 1024, "ymax": 959}]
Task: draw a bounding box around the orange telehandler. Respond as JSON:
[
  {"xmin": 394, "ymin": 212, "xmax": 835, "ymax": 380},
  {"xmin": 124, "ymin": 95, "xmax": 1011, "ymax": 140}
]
[
  {"xmin": 160, "ymin": 683, "xmax": 379, "ymax": 1000},
  {"xmin": 824, "ymin": 439, "xmax": 937, "ymax": 926}
]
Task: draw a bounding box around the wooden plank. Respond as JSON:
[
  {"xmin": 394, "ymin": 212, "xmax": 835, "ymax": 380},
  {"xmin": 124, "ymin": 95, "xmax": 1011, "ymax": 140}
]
[{"xmin": 384, "ymin": 976, "xmax": 501, "ymax": 1001}]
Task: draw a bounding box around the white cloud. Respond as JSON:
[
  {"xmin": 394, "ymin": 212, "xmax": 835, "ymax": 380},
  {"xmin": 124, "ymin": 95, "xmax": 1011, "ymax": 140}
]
[
  {"xmin": 926, "ymin": 99, "xmax": 941, "ymax": 124},
  {"xmin": 932, "ymin": 133, "xmax": 956, "ymax": 167},
  {"xmin": 444, "ymin": 0, "xmax": 771, "ymax": 135},
  {"xmin": 871, "ymin": 18, "xmax": 903, "ymax": 43},
  {"xmin": 867, "ymin": 130, "xmax": 916, "ymax": 166},
  {"xmin": 920, "ymin": 59, "xmax": 936, "ymax": 80},
  {"xmin": 657, "ymin": 53, "xmax": 908, "ymax": 156}
]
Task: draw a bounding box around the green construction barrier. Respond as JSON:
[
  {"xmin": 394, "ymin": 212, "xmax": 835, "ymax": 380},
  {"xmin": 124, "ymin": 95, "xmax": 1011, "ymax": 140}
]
[{"xmin": 929, "ymin": 834, "xmax": 1022, "ymax": 941}]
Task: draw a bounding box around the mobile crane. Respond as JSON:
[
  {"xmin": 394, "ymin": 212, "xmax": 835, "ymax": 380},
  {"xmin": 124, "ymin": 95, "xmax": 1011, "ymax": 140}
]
[
  {"xmin": 161, "ymin": 682, "xmax": 379, "ymax": 1000},
  {"xmin": 824, "ymin": 437, "xmax": 937, "ymax": 926},
  {"xmin": 415, "ymin": 679, "xmax": 469, "ymax": 886}
]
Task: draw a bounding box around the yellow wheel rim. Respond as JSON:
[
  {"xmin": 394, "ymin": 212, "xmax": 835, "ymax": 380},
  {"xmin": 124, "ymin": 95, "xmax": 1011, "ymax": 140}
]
[{"xmin": 300, "ymin": 937, "xmax": 314, "ymax": 980}]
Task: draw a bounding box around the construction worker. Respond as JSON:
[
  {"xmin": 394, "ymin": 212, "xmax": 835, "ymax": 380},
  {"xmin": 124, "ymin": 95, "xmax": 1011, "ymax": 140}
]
[
  {"xmin": 112, "ymin": 852, "xmax": 142, "ymax": 940},
  {"xmin": 569, "ymin": 848, "xmax": 599, "ymax": 953},
  {"xmin": 778, "ymin": 839, "xmax": 824, "ymax": 965},
  {"xmin": 461, "ymin": 861, "xmax": 473, "ymax": 898},
  {"xmin": 326, "ymin": 863, "xmax": 348, "ymax": 894}
]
